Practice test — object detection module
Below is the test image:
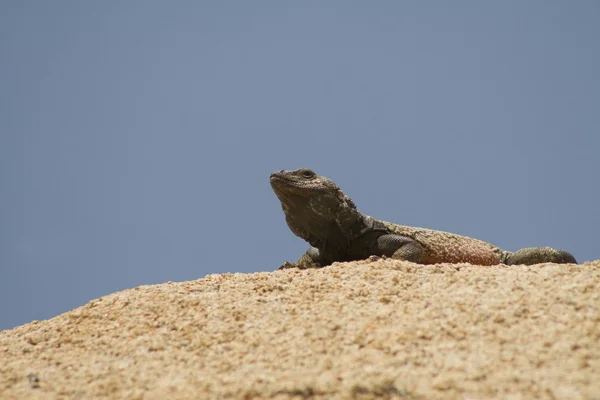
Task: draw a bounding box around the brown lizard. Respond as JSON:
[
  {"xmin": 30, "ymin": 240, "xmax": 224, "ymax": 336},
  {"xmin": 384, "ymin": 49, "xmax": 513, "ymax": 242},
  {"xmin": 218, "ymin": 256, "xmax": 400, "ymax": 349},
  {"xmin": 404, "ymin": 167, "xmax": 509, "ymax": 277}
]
[{"xmin": 270, "ymin": 168, "xmax": 577, "ymax": 269}]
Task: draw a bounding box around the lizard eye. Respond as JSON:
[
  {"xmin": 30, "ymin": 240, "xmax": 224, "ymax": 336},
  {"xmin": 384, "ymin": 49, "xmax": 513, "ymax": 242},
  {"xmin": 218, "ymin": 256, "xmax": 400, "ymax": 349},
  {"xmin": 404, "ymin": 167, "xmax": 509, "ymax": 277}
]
[{"xmin": 301, "ymin": 170, "xmax": 315, "ymax": 179}]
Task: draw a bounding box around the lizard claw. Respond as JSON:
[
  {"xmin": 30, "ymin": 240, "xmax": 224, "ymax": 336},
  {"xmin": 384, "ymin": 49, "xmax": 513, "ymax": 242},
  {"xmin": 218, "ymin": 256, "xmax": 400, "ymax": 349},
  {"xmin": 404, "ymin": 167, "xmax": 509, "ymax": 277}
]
[{"xmin": 278, "ymin": 262, "xmax": 299, "ymax": 270}]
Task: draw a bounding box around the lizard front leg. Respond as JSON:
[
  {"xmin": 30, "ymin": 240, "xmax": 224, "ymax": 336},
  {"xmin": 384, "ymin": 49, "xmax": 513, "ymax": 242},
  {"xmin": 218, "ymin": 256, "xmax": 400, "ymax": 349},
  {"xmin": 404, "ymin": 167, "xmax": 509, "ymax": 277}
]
[
  {"xmin": 279, "ymin": 247, "xmax": 324, "ymax": 269},
  {"xmin": 376, "ymin": 234, "xmax": 425, "ymax": 263}
]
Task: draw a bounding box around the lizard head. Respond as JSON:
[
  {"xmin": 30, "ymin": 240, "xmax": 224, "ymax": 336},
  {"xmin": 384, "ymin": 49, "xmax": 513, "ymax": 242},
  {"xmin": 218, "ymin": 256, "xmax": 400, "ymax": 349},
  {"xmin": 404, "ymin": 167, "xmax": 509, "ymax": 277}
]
[
  {"xmin": 270, "ymin": 168, "xmax": 361, "ymax": 247},
  {"xmin": 269, "ymin": 168, "xmax": 355, "ymax": 208},
  {"xmin": 270, "ymin": 168, "xmax": 339, "ymax": 196}
]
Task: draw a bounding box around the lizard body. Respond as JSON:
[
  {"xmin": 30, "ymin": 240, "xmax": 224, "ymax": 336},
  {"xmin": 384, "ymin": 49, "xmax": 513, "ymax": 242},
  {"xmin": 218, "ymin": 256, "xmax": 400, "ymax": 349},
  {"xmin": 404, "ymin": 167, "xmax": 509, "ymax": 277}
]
[{"xmin": 270, "ymin": 168, "xmax": 576, "ymax": 269}]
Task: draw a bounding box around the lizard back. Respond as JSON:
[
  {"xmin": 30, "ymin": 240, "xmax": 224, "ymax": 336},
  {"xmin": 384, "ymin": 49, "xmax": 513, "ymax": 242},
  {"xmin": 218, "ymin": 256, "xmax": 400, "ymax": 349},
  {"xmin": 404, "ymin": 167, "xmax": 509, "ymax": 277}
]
[{"xmin": 378, "ymin": 220, "xmax": 504, "ymax": 265}]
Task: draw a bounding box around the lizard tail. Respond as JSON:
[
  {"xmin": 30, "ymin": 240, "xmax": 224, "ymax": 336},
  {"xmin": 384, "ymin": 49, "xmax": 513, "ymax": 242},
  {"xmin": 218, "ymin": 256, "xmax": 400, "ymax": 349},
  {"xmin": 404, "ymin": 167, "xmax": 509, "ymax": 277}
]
[{"xmin": 504, "ymin": 247, "xmax": 577, "ymax": 265}]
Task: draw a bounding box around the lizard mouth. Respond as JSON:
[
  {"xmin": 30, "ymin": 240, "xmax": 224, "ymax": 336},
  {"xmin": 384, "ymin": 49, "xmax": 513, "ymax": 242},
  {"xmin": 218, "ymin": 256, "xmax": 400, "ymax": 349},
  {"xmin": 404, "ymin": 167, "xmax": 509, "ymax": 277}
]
[
  {"xmin": 270, "ymin": 173, "xmax": 306, "ymax": 201},
  {"xmin": 269, "ymin": 173, "xmax": 294, "ymax": 187}
]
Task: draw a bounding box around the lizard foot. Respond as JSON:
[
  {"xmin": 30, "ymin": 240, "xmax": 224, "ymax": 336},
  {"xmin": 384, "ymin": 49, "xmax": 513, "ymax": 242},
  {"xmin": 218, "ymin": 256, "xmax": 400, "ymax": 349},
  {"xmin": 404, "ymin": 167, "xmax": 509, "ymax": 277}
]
[{"xmin": 279, "ymin": 262, "xmax": 303, "ymax": 270}]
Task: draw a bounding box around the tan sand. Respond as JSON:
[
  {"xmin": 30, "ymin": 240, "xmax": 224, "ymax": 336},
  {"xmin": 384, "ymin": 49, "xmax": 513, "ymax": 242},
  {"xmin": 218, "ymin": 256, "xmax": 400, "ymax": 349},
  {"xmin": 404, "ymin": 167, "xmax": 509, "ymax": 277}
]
[{"xmin": 1, "ymin": 259, "xmax": 599, "ymax": 399}]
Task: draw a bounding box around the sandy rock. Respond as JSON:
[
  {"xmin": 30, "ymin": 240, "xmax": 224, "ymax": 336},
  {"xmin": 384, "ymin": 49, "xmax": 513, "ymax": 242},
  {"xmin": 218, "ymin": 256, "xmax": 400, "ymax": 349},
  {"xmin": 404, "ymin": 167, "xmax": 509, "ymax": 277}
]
[{"xmin": 1, "ymin": 259, "xmax": 599, "ymax": 399}]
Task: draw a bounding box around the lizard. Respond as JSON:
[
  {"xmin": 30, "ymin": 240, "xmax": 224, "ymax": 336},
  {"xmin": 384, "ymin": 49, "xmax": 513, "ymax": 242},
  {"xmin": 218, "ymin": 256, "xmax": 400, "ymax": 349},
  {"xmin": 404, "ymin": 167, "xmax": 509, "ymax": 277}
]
[{"xmin": 270, "ymin": 168, "xmax": 577, "ymax": 269}]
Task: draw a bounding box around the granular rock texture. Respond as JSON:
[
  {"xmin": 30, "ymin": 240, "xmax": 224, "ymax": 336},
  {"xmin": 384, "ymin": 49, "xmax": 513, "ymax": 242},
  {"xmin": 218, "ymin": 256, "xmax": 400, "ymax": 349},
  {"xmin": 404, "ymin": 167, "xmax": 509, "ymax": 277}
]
[{"xmin": 1, "ymin": 259, "xmax": 599, "ymax": 399}]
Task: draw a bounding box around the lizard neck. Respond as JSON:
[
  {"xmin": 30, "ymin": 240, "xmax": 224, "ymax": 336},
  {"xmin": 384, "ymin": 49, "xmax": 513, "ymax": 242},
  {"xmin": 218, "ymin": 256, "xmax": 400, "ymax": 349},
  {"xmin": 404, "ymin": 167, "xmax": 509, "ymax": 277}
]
[{"xmin": 285, "ymin": 197, "xmax": 369, "ymax": 257}]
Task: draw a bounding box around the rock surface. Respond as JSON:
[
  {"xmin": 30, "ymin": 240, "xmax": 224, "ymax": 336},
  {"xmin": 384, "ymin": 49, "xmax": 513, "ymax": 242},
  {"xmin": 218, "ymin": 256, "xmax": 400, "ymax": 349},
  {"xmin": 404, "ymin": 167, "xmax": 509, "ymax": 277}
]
[{"xmin": 1, "ymin": 259, "xmax": 599, "ymax": 399}]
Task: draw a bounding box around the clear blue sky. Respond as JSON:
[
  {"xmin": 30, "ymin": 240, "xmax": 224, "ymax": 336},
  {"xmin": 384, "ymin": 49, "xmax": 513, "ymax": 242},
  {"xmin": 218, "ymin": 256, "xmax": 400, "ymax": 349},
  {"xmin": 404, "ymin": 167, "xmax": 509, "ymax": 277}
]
[{"xmin": 2, "ymin": 2, "xmax": 599, "ymax": 330}]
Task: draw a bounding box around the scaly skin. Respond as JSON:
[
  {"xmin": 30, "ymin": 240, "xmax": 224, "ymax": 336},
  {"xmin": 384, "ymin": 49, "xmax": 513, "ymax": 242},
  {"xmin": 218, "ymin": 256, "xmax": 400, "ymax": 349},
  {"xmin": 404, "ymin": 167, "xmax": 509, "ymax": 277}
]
[{"xmin": 270, "ymin": 168, "xmax": 577, "ymax": 269}]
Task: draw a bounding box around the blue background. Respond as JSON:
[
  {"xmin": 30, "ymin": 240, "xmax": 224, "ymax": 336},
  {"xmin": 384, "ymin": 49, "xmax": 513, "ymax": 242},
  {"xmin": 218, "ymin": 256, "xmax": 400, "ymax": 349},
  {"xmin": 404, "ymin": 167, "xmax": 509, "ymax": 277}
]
[{"xmin": 2, "ymin": 1, "xmax": 599, "ymax": 330}]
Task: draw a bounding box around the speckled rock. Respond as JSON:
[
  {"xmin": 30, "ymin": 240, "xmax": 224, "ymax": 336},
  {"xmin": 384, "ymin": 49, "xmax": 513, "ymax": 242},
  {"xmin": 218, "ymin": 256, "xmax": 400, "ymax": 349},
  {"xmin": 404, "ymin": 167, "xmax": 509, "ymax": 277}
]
[{"xmin": 1, "ymin": 259, "xmax": 599, "ymax": 399}]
